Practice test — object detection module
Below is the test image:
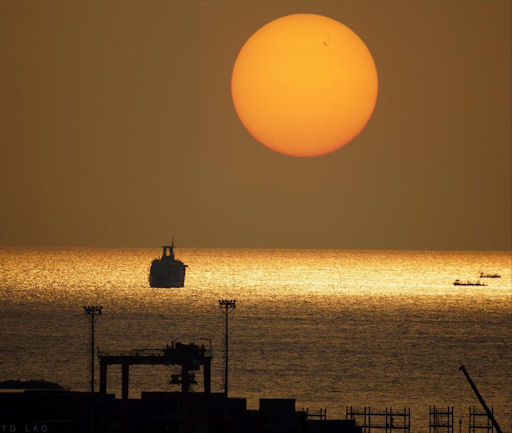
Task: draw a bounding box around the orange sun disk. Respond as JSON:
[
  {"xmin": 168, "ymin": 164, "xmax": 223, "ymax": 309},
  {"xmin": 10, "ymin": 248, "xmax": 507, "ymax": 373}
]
[{"xmin": 231, "ymin": 14, "xmax": 378, "ymax": 157}]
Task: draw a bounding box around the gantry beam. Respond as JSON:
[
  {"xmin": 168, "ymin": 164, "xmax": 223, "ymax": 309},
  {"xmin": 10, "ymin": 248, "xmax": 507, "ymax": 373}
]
[{"xmin": 99, "ymin": 343, "xmax": 212, "ymax": 399}]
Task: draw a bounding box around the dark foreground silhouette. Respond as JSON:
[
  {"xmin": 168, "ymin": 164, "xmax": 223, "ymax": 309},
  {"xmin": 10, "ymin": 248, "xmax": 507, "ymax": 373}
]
[
  {"xmin": 0, "ymin": 390, "xmax": 361, "ymax": 433},
  {"xmin": 0, "ymin": 379, "xmax": 63, "ymax": 389}
]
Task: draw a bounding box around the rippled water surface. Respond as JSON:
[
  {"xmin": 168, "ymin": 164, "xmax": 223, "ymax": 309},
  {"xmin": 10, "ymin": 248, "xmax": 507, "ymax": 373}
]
[{"xmin": 0, "ymin": 248, "xmax": 510, "ymax": 431}]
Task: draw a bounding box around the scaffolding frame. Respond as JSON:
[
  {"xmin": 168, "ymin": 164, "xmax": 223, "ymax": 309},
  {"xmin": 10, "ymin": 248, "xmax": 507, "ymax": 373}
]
[
  {"xmin": 469, "ymin": 406, "xmax": 494, "ymax": 433},
  {"xmin": 346, "ymin": 407, "xmax": 411, "ymax": 433},
  {"xmin": 429, "ymin": 406, "xmax": 454, "ymax": 433},
  {"xmin": 303, "ymin": 407, "xmax": 327, "ymax": 421}
]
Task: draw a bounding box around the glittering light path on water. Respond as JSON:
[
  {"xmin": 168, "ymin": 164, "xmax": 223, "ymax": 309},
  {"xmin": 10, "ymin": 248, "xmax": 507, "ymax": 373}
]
[{"xmin": 0, "ymin": 248, "xmax": 510, "ymax": 431}]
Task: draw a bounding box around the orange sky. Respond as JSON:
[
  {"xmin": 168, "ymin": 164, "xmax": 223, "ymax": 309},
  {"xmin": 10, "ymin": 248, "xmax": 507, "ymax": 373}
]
[{"xmin": 0, "ymin": 0, "xmax": 510, "ymax": 250}]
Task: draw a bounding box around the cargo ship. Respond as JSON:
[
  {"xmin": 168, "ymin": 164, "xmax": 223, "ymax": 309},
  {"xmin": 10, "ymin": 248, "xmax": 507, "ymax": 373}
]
[{"xmin": 149, "ymin": 242, "xmax": 187, "ymax": 288}]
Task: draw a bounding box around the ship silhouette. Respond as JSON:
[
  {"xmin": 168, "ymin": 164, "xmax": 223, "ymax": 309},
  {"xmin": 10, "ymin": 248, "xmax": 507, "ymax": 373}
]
[{"xmin": 149, "ymin": 242, "xmax": 187, "ymax": 288}]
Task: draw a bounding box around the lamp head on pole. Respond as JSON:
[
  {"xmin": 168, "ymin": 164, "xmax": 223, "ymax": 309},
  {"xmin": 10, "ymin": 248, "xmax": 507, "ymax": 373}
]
[
  {"xmin": 218, "ymin": 299, "xmax": 236, "ymax": 309},
  {"xmin": 83, "ymin": 305, "xmax": 103, "ymax": 315}
]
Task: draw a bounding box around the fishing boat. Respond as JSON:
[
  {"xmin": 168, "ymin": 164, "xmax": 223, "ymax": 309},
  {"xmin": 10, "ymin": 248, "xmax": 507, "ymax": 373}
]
[
  {"xmin": 453, "ymin": 279, "xmax": 486, "ymax": 286},
  {"xmin": 149, "ymin": 242, "xmax": 187, "ymax": 288},
  {"xmin": 479, "ymin": 272, "xmax": 501, "ymax": 278}
]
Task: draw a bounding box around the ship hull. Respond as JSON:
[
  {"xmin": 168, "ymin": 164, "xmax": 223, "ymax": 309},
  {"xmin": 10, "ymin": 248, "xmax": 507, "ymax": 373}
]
[{"xmin": 149, "ymin": 259, "xmax": 186, "ymax": 288}]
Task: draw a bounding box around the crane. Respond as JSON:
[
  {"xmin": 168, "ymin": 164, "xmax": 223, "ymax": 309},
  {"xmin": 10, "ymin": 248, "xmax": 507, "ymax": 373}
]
[{"xmin": 458, "ymin": 365, "xmax": 502, "ymax": 433}]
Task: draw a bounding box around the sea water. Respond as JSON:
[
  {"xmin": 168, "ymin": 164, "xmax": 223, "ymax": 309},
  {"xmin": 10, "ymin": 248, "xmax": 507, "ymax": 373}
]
[{"xmin": 0, "ymin": 247, "xmax": 510, "ymax": 431}]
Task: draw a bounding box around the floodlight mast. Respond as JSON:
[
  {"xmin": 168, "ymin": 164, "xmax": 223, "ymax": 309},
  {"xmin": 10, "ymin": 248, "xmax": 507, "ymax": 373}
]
[
  {"xmin": 218, "ymin": 299, "xmax": 236, "ymax": 397},
  {"xmin": 83, "ymin": 305, "xmax": 103, "ymax": 393}
]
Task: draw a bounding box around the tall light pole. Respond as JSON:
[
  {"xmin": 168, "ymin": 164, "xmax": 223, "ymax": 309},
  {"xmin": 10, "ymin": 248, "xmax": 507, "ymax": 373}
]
[
  {"xmin": 218, "ymin": 299, "xmax": 236, "ymax": 397},
  {"xmin": 83, "ymin": 305, "xmax": 102, "ymax": 393}
]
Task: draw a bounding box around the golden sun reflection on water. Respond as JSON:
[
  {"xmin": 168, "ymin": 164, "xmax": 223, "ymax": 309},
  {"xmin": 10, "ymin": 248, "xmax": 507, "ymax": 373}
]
[{"xmin": 0, "ymin": 248, "xmax": 510, "ymax": 430}]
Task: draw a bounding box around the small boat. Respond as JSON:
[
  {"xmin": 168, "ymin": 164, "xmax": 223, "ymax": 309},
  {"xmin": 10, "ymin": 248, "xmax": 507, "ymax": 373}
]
[
  {"xmin": 479, "ymin": 272, "xmax": 501, "ymax": 278},
  {"xmin": 149, "ymin": 242, "xmax": 187, "ymax": 288},
  {"xmin": 453, "ymin": 279, "xmax": 486, "ymax": 286}
]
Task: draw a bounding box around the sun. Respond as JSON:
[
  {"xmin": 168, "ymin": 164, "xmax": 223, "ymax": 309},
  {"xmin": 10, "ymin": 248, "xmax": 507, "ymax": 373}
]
[{"xmin": 231, "ymin": 14, "xmax": 378, "ymax": 157}]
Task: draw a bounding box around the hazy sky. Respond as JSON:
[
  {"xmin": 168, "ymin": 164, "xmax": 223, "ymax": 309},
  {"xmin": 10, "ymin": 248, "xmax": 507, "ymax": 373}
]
[{"xmin": 1, "ymin": 0, "xmax": 510, "ymax": 250}]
